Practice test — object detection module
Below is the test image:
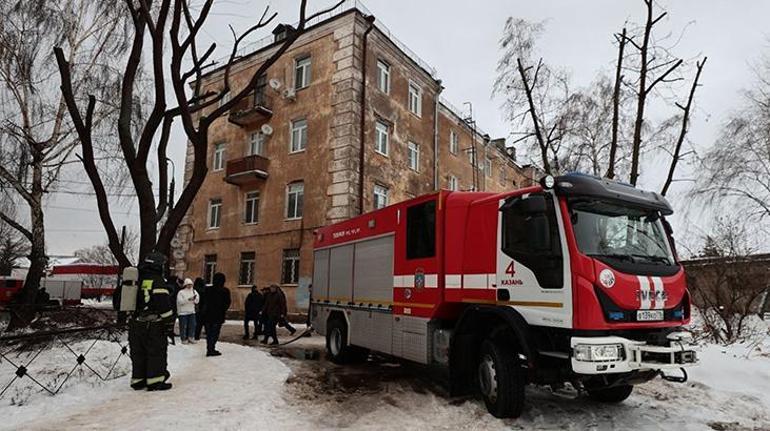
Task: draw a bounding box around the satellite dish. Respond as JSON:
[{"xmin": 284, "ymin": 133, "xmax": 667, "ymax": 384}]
[
  {"xmin": 268, "ymin": 79, "xmax": 282, "ymax": 90},
  {"xmin": 173, "ymin": 249, "xmax": 185, "ymax": 260},
  {"xmin": 261, "ymin": 124, "xmax": 274, "ymax": 136},
  {"xmin": 170, "ymin": 238, "xmax": 181, "ymax": 248}
]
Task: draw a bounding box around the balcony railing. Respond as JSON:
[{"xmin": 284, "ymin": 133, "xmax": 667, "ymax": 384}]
[
  {"xmin": 228, "ymin": 92, "xmax": 273, "ymax": 127},
  {"xmin": 224, "ymin": 154, "xmax": 270, "ymax": 186}
]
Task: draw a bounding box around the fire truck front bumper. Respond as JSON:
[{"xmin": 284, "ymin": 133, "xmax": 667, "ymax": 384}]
[{"xmin": 570, "ymin": 333, "xmax": 698, "ymax": 375}]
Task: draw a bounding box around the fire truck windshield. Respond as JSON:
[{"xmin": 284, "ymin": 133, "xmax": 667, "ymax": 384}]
[{"xmin": 569, "ymin": 199, "xmax": 674, "ymax": 267}]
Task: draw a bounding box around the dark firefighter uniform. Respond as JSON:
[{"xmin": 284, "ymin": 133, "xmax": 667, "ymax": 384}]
[{"xmin": 129, "ymin": 252, "xmax": 174, "ymax": 391}]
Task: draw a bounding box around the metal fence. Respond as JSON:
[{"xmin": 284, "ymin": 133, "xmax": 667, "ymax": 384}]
[{"xmin": 0, "ymin": 313, "xmax": 128, "ymax": 404}]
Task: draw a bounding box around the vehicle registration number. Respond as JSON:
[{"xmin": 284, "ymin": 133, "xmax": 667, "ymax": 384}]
[{"xmin": 637, "ymin": 310, "xmax": 664, "ymax": 321}]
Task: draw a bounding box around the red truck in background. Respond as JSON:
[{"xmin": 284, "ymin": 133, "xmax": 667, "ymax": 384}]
[
  {"xmin": 0, "ymin": 264, "xmax": 119, "ymax": 306},
  {"xmin": 310, "ymin": 173, "xmax": 697, "ymax": 418}
]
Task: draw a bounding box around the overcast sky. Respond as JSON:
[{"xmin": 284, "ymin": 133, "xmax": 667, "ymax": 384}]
[{"xmin": 41, "ymin": 0, "xmax": 770, "ymax": 256}]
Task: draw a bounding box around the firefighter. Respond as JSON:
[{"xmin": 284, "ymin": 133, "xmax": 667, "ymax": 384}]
[{"xmin": 128, "ymin": 252, "xmax": 174, "ymax": 391}]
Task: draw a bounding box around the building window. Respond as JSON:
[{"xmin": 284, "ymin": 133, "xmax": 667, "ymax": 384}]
[
  {"xmin": 375, "ymin": 121, "xmax": 389, "ymax": 156},
  {"xmin": 408, "ymin": 80, "xmax": 422, "ymax": 116},
  {"xmin": 449, "ymin": 130, "xmax": 459, "ymax": 155},
  {"xmin": 249, "ymin": 132, "xmax": 265, "ymax": 156},
  {"xmin": 218, "ymin": 91, "xmax": 230, "ymax": 109},
  {"xmin": 374, "ymin": 184, "xmax": 389, "ymax": 209},
  {"xmin": 208, "ymin": 198, "xmax": 222, "ymax": 229},
  {"xmin": 282, "ymin": 249, "xmax": 300, "ymax": 284},
  {"xmin": 204, "ymin": 254, "xmax": 217, "ymax": 285},
  {"xmin": 290, "ymin": 118, "xmax": 307, "ymax": 153},
  {"xmin": 294, "ymin": 55, "xmax": 311, "ymax": 90},
  {"xmin": 239, "ymin": 252, "xmax": 256, "ymax": 286},
  {"xmin": 407, "ymin": 141, "xmax": 420, "ymax": 171},
  {"xmin": 467, "ymin": 147, "xmax": 476, "ymax": 166},
  {"xmin": 500, "ymin": 167, "xmax": 507, "ymax": 185},
  {"xmin": 244, "ymin": 191, "xmax": 259, "ymax": 224},
  {"xmin": 213, "ymin": 142, "xmax": 225, "ymax": 171},
  {"xmin": 484, "ymin": 158, "xmax": 492, "ymax": 177},
  {"xmin": 448, "ymin": 175, "xmax": 458, "ymax": 191},
  {"xmin": 286, "ymin": 182, "xmax": 304, "ymax": 219},
  {"xmin": 377, "ymin": 60, "xmax": 390, "ymax": 94}
]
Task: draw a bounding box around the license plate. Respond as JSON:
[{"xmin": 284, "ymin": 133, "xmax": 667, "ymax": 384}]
[{"xmin": 637, "ymin": 310, "xmax": 664, "ymax": 321}]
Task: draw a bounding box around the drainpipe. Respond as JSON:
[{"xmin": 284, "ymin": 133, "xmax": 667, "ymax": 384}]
[
  {"xmin": 433, "ymin": 83, "xmax": 444, "ymax": 190},
  {"xmin": 358, "ymin": 15, "xmax": 376, "ymax": 215}
]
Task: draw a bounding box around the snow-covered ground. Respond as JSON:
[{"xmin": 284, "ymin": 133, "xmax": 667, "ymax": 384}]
[{"xmin": 1, "ymin": 321, "xmax": 768, "ymax": 430}]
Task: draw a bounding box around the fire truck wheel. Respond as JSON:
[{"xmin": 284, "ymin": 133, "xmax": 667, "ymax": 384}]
[
  {"xmin": 587, "ymin": 384, "xmax": 634, "ymax": 403},
  {"xmin": 477, "ymin": 339, "xmax": 526, "ymax": 418},
  {"xmin": 325, "ymin": 318, "xmax": 367, "ymax": 364}
]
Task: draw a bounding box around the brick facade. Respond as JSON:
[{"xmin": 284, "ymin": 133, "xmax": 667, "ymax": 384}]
[{"xmin": 173, "ymin": 9, "xmax": 538, "ymax": 313}]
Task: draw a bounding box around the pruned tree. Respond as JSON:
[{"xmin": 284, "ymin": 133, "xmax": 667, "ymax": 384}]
[
  {"xmin": 687, "ymin": 217, "xmax": 769, "ymax": 344},
  {"xmin": 54, "ymin": 0, "xmax": 344, "ymax": 268},
  {"xmin": 0, "ymin": 0, "xmax": 130, "ymax": 328},
  {"xmin": 692, "ymin": 54, "xmax": 770, "ymax": 218}
]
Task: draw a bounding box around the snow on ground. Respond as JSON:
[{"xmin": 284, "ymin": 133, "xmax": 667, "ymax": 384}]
[{"xmin": 1, "ymin": 320, "xmax": 768, "ymax": 431}]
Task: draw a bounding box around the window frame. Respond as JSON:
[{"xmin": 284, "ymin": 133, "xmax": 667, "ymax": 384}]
[
  {"xmin": 212, "ymin": 142, "xmax": 225, "ymax": 171},
  {"xmin": 407, "ymin": 80, "xmax": 422, "ymax": 117},
  {"xmin": 376, "ymin": 59, "xmax": 390, "ymax": 94},
  {"xmin": 248, "ymin": 132, "xmax": 265, "ymax": 156},
  {"xmin": 449, "ymin": 130, "xmax": 459, "ymax": 155},
  {"xmin": 244, "ymin": 191, "xmax": 260, "ymax": 225},
  {"xmin": 207, "ymin": 198, "xmax": 222, "ymax": 229},
  {"xmin": 238, "ymin": 251, "xmax": 256, "ymax": 286},
  {"xmin": 281, "ymin": 249, "xmax": 300, "ymax": 285},
  {"xmin": 294, "ymin": 55, "xmax": 311, "ymax": 90},
  {"xmin": 374, "ymin": 120, "xmax": 389, "ymax": 156},
  {"xmin": 484, "ymin": 158, "xmax": 492, "ymax": 177},
  {"xmin": 203, "ymin": 254, "xmax": 217, "ymax": 286},
  {"xmin": 407, "ymin": 141, "xmax": 420, "ymax": 171},
  {"xmin": 285, "ymin": 181, "xmax": 304, "ymax": 220},
  {"xmin": 373, "ymin": 184, "xmax": 390, "ymax": 209},
  {"xmin": 448, "ymin": 175, "xmax": 458, "ymax": 191},
  {"xmin": 289, "ymin": 118, "xmax": 308, "ymax": 153}
]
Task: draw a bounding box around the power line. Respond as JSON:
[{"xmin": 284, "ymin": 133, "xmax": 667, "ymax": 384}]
[{"xmin": 44, "ymin": 205, "xmax": 137, "ymax": 216}]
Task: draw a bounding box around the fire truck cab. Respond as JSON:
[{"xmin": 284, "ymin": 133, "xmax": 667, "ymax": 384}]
[{"xmin": 310, "ymin": 173, "xmax": 697, "ymax": 418}]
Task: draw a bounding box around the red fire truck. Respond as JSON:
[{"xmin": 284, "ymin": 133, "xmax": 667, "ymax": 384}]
[{"xmin": 310, "ymin": 173, "xmax": 697, "ymax": 418}]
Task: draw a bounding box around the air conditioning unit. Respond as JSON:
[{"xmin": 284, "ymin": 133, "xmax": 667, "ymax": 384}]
[
  {"xmin": 261, "ymin": 123, "xmax": 274, "ymax": 136},
  {"xmin": 282, "ymin": 88, "xmax": 296, "ymax": 101}
]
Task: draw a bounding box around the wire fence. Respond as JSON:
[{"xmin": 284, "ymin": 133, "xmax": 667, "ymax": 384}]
[{"xmin": 0, "ymin": 311, "xmax": 128, "ymax": 405}]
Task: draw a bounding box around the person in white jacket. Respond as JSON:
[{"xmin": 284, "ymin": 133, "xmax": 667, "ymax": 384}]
[{"xmin": 177, "ymin": 278, "xmax": 200, "ymax": 344}]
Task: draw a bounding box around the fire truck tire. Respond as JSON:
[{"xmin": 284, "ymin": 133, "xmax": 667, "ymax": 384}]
[
  {"xmin": 477, "ymin": 339, "xmax": 525, "ymax": 418},
  {"xmin": 325, "ymin": 318, "xmax": 367, "ymax": 364},
  {"xmin": 587, "ymin": 384, "xmax": 634, "ymax": 403}
]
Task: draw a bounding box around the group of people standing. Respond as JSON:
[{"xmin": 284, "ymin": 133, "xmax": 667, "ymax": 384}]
[
  {"xmin": 243, "ymin": 284, "xmax": 296, "ymax": 345},
  {"xmin": 168, "ymin": 273, "xmax": 231, "ymax": 357}
]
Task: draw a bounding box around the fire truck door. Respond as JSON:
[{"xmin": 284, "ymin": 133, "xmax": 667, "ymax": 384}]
[{"xmin": 496, "ymin": 193, "xmax": 572, "ymax": 328}]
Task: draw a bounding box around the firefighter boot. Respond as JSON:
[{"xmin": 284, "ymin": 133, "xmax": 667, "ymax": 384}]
[
  {"xmin": 147, "ymin": 382, "xmax": 173, "ymax": 391},
  {"xmin": 130, "ymin": 380, "xmax": 147, "ymax": 391}
]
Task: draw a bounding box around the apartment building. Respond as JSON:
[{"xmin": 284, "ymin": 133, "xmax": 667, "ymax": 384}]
[{"xmin": 172, "ymin": 3, "xmax": 538, "ymax": 312}]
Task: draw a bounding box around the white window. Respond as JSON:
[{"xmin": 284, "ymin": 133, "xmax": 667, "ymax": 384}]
[
  {"xmin": 208, "ymin": 198, "xmax": 222, "ymax": 229},
  {"xmin": 239, "ymin": 252, "xmax": 256, "ymax": 286},
  {"xmin": 286, "ymin": 182, "xmax": 304, "ymax": 219},
  {"xmin": 377, "ymin": 60, "xmax": 390, "ymax": 94},
  {"xmin": 375, "ymin": 121, "xmax": 389, "ymax": 156},
  {"xmin": 408, "ymin": 81, "xmax": 422, "ymax": 116},
  {"xmin": 213, "ymin": 143, "xmax": 225, "ymax": 171},
  {"xmin": 290, "ymin": 118, "xmax": 307, "ymax": 153},
  {"xmin": 449, "ymin": 130, "xmax": 459, "ymax": 155},
  {"xmin": 294, "ymin": 56, "xmax": 311, "ymax": 90},
  {"xmin": 249, "ymin": 132, "xmax": 265, "ymax": 156},
  {"xmin": 244, "ymin": 191, "xmax": 259, "ymax": 224},
  {"xmin": 448, "ymin": 175, "xmax": 458, "ymax": 191},
  {"xmin": 204, "ymin": 255, "xmax": 217, "ymax": 285},
  {"xmin": 484, "ymin": 158, "xmax": 492, "ymax": 176},
  {"xmin": 468, "ymin": 147, "xmax": 476, "ymax": 166},
  {"xmin": 218, "ymin": 91, "xmax": 231, "ymax": 109},
  {"xmin": 407, "ymin": 141, "xmax": 420, "ymax": 171},
  {"xmin": 373, "ymin": 184, "xmax": 389, "ymax": 209}
]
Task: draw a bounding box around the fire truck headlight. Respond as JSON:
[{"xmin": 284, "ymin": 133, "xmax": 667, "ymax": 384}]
[{"xmin": 574, "ymin": 344, "xmax": 624, "ymax": 362}]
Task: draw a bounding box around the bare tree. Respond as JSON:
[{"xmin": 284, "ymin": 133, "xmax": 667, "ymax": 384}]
[
  {"xmin": 0, "ymin": 0, "xmax": 130, "ymax": 328},
  {"xmin": 0, "ymin": 200, "xmax": 28, "ymax": 276},
  {"xmin": 687, "ymin": 218, "xmax": 768, "ymax": 344},
  {"xmin": 74, "ymin": 229, "xmax": 139, "ymax": 266},
  {"xmin": 54, "ymin": 0, "xmax": 345, "ymax": 268},
  {"xmin": 692, "ymin": 55, "xmax": 770, "ymax": 218}
]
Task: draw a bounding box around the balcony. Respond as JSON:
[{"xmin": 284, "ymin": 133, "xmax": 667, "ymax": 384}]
[
  {"xmin": 224, "ymin": 154, "xmax": 270, "ymax": 186},
  {"xmin": 228, "ymin": 92, "xmax": 273, "ymax": 128}
]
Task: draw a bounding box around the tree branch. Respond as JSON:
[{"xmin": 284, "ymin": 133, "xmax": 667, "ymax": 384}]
[{"xmin": 606, "ymin": 27, "xmax": 626, "ymax": 179}]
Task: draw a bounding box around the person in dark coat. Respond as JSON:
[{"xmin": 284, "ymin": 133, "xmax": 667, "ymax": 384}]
[
  {"xmin": 276, "ymin": 286, "xmax": 296, "ymax": 335},
  {"xmin": 261, "ymin": 284, "xmax": 282, "ymax": 345},
  {"xmin": 243, "ymin": 285, "xmax": 264, "ymax": 340},
  {"xmin": 193, "ymin": 277, "xmax": 206, "ymax": 340},
  {"xmin": 201, "ymin": 272, "xmax": 231, "ymax": 356}
]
